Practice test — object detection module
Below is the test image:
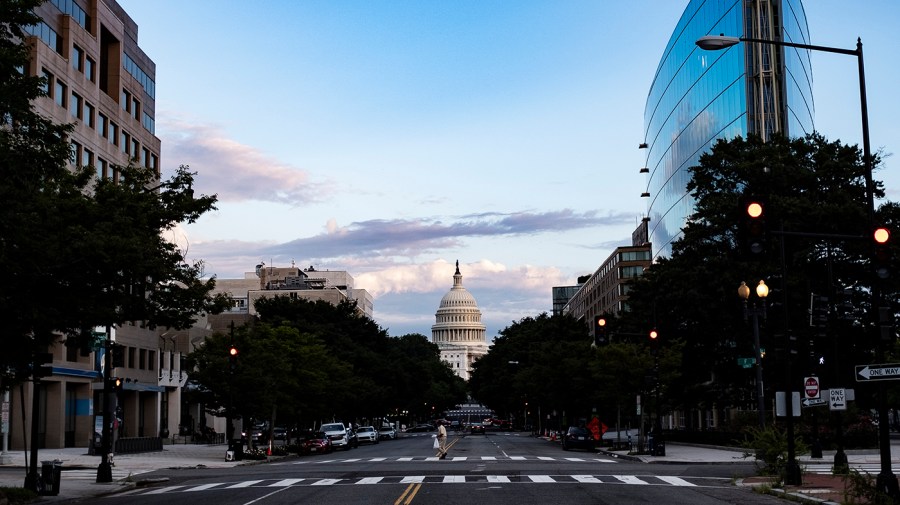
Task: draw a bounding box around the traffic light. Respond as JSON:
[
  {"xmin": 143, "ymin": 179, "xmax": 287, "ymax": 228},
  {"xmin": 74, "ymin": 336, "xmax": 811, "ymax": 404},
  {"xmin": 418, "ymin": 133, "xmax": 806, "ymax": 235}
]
[
  {"xmin": 649, "ymin": 329, "xmax": 659, "ymax": 340},
  {"xmin": 740, "ymin": 196, "xmax": 767, "ymax": 257},
  {"xmin": 592, "ymin": 316, "xmax": 607, "ymax": 347},
  {"xmin": 32, "ymin": 352, "xmax": 53, "ymax": 379},
  {"xmin": 874, "ymin": 226, "xmax": 891, "ymax": 279},
  {"xmin": 111, "ymin": 377, "xmax": 124, "ymax": 392},
  {"xmin": 111, "ymin": 343, "xmax": 125, "ymax": 368},
  {"xmin": 228, "ymin": 345, "xmax": 239, "ymax": 370}
]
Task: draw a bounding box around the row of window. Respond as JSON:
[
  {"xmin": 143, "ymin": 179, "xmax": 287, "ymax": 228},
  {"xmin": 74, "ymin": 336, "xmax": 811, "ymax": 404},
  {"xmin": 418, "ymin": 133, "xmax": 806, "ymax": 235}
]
[
  {"xmin": 44, "ymin": 67, "xmax": 159, "ymax": 173},
  {"xmin": 124, "ymin": 52, "xmax": 156, "ymax": 99},
  {"xmin": 51, "ymin": 0, "xmax": 90, "ymax": 32},
  {"xmin": 71, "ymin": 43, "xmax": 95, "ymax": 83},
  {"xmin": 24, "ymin": 21, "xmax": 63, "ymax": 54}
]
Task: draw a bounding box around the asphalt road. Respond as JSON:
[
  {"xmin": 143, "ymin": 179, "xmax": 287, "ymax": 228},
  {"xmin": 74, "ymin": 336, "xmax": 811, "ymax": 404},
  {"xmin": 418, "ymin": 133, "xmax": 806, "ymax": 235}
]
[{"xmin": 104, "ymin": 431, "xmax": 784, "ymax": 505}]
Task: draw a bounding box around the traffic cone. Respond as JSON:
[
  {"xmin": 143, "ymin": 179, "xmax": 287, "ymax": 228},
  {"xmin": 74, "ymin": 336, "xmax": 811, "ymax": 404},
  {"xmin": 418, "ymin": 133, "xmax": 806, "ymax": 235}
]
[
  {"xmin": 267, "ymin": 443, "xmax": 272, "ymax": 456},
  {"xmin": 550, "ymin": 431, "xmax": 557, "ymax": 441}
]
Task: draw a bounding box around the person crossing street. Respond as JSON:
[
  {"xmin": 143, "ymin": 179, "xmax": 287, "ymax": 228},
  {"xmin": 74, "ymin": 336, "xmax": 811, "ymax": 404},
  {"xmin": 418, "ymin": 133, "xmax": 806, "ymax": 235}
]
[{"xmin": 437, "ymin": 423, "xmax": 447, "ymax": 459}]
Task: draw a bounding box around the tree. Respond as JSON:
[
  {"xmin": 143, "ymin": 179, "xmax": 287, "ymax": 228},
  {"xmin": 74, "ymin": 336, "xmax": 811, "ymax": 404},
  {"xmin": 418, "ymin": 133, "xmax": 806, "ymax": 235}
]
[
  {"xmin": 625, "ymin": 133, "xmax": 889, "ymax": 428},
  {"xmin": 0, "ymin": 1, "xmax": 228, "ymax": 388}
]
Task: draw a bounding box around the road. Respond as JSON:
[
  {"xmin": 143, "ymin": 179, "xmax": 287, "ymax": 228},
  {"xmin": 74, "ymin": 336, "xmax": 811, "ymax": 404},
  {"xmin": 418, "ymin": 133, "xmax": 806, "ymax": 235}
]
[{"xmin": 106, "ymin": 430, "xmax": 782, "ymax": 505}]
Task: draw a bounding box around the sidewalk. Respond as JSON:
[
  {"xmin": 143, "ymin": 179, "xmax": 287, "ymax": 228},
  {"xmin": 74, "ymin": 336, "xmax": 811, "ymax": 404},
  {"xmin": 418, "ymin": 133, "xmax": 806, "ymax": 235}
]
[{"xmin": 0, "ymin": 443, "xmax": 248, "ymax": 502}]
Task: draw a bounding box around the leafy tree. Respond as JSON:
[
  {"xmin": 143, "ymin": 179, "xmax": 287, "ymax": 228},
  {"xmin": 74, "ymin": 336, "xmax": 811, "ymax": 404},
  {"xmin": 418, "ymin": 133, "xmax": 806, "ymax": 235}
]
[
  {"xmin": 625, "ymin": 133, "xmax": 893, "ymax": 428},
  {"xmin": 0, "ymin": 0, "xmax": 228, "ymax": 390}
]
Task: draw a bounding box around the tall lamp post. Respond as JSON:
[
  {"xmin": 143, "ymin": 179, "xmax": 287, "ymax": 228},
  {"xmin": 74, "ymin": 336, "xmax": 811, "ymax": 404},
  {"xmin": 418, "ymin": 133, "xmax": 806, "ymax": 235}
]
[
  {"xmin": 739, "ymin": 281, "xmax": 768, "ymax": 429},
  {"xmin": 698, "ymin": 33, "xmax": 894, "ymax": 493}
]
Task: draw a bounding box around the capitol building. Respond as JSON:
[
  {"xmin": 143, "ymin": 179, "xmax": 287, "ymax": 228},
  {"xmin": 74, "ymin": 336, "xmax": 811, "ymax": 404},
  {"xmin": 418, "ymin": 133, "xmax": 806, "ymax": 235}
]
[{"xmin": 431, "ymin": 261, "xmax": 489, "ymax": 380}]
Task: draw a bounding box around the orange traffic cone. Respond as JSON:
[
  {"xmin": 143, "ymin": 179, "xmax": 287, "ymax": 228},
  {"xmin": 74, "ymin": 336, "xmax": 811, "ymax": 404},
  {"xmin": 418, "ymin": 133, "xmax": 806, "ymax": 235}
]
[
  {"xmin": 267, "ymin": 443, "xmax": 272, "ymax": 456},
  {"xmin": 550, "ymin": 431, "xmax": 557, "ymax": 441}
]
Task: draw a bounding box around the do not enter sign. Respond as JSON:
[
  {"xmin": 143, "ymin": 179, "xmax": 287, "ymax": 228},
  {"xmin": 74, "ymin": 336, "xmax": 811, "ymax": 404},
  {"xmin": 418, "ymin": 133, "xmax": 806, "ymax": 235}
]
[{"xmin": 804, "ymin": 376, "xmax": 820, "ymax": 399}]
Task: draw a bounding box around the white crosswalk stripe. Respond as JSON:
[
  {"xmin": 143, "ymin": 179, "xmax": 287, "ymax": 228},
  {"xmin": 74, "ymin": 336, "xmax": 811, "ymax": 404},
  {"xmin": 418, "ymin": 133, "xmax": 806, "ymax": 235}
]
[
  {"xmin": 284, "ymin": 455, "xmax": 618, "ymax": 464},
  {"xmin": 124, "ymin": 474, "xmax": 725, "ymax": 495}
]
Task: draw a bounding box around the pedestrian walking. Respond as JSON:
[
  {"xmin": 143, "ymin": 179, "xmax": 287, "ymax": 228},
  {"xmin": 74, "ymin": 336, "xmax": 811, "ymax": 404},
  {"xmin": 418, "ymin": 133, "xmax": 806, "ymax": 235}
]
[{"xmin": 437, "ymin": 423, "xmax": 447, "ymax": 459}]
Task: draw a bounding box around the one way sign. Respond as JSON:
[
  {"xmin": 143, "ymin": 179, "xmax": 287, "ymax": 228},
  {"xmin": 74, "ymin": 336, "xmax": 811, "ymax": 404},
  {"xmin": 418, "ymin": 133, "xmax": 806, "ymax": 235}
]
[{"xmin": 856, "ymin": 364, "xmax": 900, "ymax": 381}]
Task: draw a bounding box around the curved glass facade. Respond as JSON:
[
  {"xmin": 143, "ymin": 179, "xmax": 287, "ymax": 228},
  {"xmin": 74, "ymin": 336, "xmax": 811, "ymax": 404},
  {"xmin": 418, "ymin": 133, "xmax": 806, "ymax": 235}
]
[{"xmin": 643, "ymin": 0, "xmax": 813, "ymax": 258}]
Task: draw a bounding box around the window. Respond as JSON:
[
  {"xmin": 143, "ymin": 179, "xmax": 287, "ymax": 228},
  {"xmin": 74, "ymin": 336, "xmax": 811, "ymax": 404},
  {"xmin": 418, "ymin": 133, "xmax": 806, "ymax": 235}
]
[
  {"xmin": 72, "ymin": 44, "xmax": 83, "ymax": 72},
  {"xmin": 148, "ymin": 350, "xmax": 156, "ymax": 371},
  {"xmin": 70, "ymin": 141, "xmax": 80, "ymax": 165},
  {"xmin": 40, "ymin": 68, "xmax": 52, "ymax": 95},
  {"xmin": 70, "ymin": 92, "xmax": 82, "ymax": 119},
  {"xmin": 83, "ymin": 101, "xmax": 94, "ymax": 128},
  {"xmin": 54, "ymin": 80, "xmax": 66, "ymax": 108},
  {"xmin": 142, "ymin": 112, "xmax": 155, "ymax": 133},
  {"xmin": 127, "ymin": 347, "xmax": 135, "ymax": 368},
  {"xmin": 131, "ymin": 97, "xmax": 140, "ymax": 120},
  {"xmin": 109, "ymin": 121, "xmax": 118, "ymax": 145},
  {"xmin": 139, "ymin": 349, "xmax": 146, "ymax": 370},
  {"xmin": 98, "ymin": 112, "xmax": 107, "ymax": 137},
  {"xmin": 121, "ymin": 89, "xmax": 131, "ymax": 112},
  {"xmin": 97, "ymin": 157, "xmax": 107, "ymax": 179},
  {"xmin": 131, "ymin": 138, "xmax": 139, "ymax": 159},
  {"xmin": 85, "ymin": 56, "xmax": 95, "ymax": 82},
  {"xmin": 141, "ymin": 147, "xmax": 148, "ymax": 167},
  {"xmin": 150, "ymin": 154, "xmax": 158, "ymax": 176},
  {"xmin": 81, "ymin": 148, "xmax": 93, "ymax": 168},
  {"xmin": 121, "ymin": 130, "xmax": 130, "ymax": 155}
]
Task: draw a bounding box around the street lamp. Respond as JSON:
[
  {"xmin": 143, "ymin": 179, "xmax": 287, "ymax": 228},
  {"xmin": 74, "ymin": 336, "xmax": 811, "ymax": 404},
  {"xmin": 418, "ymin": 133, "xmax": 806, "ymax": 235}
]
[
  {"xmin": 738, "ymin": 281, "xmax": 768, "ymax": 429},
  {"xmin": 699, "ymin": 32, "xmax": 893, "ymax": 494}
]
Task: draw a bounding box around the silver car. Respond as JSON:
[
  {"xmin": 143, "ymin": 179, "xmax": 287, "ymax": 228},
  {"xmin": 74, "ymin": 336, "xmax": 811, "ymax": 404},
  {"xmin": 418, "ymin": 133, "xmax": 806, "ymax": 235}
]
[
  {"xmin": 356, "ymin": 426, "xmax": 379, "ymax": 444},
  {"xmin": 377, "ymin": 426, "xmax": 396, "ymax": 440}
]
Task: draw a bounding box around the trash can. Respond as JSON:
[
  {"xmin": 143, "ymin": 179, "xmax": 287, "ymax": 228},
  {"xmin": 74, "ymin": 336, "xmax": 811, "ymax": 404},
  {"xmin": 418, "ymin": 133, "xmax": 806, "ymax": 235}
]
[
  {"xmin": 653, "ymin": 439, "xmax": 666, "ymax": 456},
  {"xmin": 40, "ymin": 460, "xmax": 62, "ymax": 496},
  {"xmin": 227, "ymin": 440, "xmax": 243, "ymax": 461}
]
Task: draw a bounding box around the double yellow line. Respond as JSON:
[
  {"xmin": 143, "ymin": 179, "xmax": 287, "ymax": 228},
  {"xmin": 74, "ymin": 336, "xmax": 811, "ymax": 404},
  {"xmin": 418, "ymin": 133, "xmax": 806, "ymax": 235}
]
[{"xmin": 395, "ymin": 482, "xmax": 421, "ymax": 505}]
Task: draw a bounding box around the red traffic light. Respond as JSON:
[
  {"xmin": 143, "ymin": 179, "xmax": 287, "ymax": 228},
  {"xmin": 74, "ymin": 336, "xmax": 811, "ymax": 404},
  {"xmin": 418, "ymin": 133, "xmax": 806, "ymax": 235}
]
[
  {"xmin": 874, "ymin": 227, "xmax": 890, "ymax": 244},
  {"xmin": 596, "ymin": 317, "xmax": 607, "ymax": 328},
  {"xmin": 649, "ymin": 329, "xmax": 659, "ymax": 340},
  {"xmin": 228, "ymin": 345, "xmax": 238, "ymax": 357}
]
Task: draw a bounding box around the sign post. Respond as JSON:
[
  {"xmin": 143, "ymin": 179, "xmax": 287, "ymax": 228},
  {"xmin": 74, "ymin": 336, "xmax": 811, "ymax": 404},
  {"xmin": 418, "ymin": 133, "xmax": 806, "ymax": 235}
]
[{"xmin": 856, "ymin": 364, "xmax": 900, "ymax": 381}]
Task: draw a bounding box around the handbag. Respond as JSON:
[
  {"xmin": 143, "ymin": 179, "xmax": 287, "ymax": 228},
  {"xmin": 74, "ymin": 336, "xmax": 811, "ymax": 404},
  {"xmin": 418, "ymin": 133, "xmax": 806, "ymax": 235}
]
[{"xmin": 433, "ymin": 437, "xmax": 440, "ymax": 449}]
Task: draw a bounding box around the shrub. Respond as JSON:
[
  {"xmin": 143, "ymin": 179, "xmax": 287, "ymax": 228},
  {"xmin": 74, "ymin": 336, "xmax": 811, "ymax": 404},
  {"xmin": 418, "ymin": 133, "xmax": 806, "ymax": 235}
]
[{"xmin": 738, "ymin": 426, "xmax": 808, "ymax": 481}]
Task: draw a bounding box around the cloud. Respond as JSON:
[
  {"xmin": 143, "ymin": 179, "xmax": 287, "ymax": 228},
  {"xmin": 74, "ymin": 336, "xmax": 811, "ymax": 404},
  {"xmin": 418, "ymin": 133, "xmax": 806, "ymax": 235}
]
[
  {"xmin": 158, "ymin": 119, "xmax": 328, "ymax": 205},
  {"xmin": 265, "ymin": 209, "xmax": 632, "ymax": 258}
]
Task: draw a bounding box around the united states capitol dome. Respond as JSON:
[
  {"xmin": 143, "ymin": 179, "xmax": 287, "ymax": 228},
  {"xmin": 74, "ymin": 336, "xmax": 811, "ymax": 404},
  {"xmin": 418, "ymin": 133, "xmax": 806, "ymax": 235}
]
[{"xmin": 431, "ymin": 260, "xmax": 487, "ymax": 381}]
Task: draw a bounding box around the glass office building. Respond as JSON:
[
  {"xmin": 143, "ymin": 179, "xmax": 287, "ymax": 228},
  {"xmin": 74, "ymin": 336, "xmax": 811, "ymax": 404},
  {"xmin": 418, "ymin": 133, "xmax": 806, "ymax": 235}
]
[{"xmin": 642, "ymin": 0, "xmax": 814, "ymax": 258}]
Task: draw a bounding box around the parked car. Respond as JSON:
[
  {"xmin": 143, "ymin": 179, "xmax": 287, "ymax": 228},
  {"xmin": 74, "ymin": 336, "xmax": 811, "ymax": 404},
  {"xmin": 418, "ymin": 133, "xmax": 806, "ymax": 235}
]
[
  {"xmin": 378, "ymin": 426, "xmax": 396, "ymax": 440},
  {"xmin": 407, "ymin": 424, "xmax": 435, "ymax": 432},
  {"xmin": 356, "ymin": 426, "xmax": 379, "ymax": 444},
  {"xmin": 321, "ymin": 422, "xmax": 356, "ymax": 450},
  {"xmin": 497, "ymin": 420, "xmax": 513, "ymax": 431},
  {"xmin": 273, "ymin": 426, "xmax": 287, "ymax": 440},
  {"xmin": 470, "ymin": 422, "xmax": 486, "ymax": 435},
  {"xmin": 561, "ymin": 426, "xmax": 596, "ymax": 451},
  {"xmin": 298, "ymin": 431, "xmax": 333, "ymax": 455}
]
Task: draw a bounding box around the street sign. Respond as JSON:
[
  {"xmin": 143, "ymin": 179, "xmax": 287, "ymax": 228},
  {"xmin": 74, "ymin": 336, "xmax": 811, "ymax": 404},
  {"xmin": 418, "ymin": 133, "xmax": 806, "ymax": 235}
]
[
  {"xmin": 802, "ymin": 397, "xmax": 827, "ymax": 408},
  {"xmin": 829, "ymin": 388, "xmax": 847, "ymax": 410},
  {"xmin": 856, "ymin": 363, "xmax": 900, "ymax": 381},
  {"xmin": 804, "ymin": 376, "xmax": 820, "ymax": 399},
  {"xmin": 737, "ymin": 357, "xmax": 754, "ymax": 369}
]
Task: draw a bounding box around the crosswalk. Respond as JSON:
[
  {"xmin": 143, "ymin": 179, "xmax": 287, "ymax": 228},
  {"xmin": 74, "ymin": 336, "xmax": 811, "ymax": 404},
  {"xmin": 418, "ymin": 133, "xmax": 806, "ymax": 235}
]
[
  {"xmin": 282, "ymin": 455, "xmax": 618, "ymax": 464},
  {"xmin": 62, "ymin": 468, "xmax": 152, "ymax": 481},
  {"xmin": 120, "ymin": 474, "xmax": 729, "ymax": 496}
]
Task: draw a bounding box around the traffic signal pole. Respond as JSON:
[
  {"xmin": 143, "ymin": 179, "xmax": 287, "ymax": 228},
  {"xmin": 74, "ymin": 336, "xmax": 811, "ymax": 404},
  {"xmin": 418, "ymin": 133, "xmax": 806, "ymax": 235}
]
[{"xmin": 96, "ymin": 325, "xmax": 113, "ymax": 483}]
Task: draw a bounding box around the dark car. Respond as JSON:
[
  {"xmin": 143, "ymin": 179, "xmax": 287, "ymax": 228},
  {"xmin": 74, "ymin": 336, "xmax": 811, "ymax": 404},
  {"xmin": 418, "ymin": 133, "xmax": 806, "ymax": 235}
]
[
  {"xmin": 470, "ymin": 422, "xmax": 486, "ymax": 435},
  {"xmin": 407, "ymin": 424, "xmax": 435, "ymax": 433},
  {"xmin": 498, "ymin": 420, "xmax": 513, "ymax": 431},
  {"xmin": 561, "ymin": 426, "xmax": 595, "ymax": 451},
  {"xmin": 299, "ymin": 431, "xmax": 333, "ymax": 455}
]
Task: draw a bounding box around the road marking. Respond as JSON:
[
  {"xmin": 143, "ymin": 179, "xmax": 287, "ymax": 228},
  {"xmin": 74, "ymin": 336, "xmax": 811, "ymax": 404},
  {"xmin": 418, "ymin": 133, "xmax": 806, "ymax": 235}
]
[
  {"xmin": 268, "ymin": 478, "xmax": 304, "ymax": 487},
  {"xmin": 356, "ymin": 477, "xmax": 384, "ymax": 484},
  {"xmin": 226, "ymin": 480, "xmax": 263, "ymax": 488},
  {"xmin": 186, "ymin": 483, "xmax": 220, "ymax": 491},
  {"xmin": 397, "ymin": 457, "xmax": 414, "ymax": 461},
  {"xmin": 487, "ymin": 475, "xmax": 511, "ymax": 483},
  {"xmin": 572, "ymin": 475, "xmax": 603, "ymax": 483},
  {"xmin": 615, "ymin": 475, "xmax": 648, "ymax": 485},
  {"xmin": 565, "ymin": 458, "xmax": 586, "ymax": 462},
  {"xmin": 311, "ymin": 478, "xmax": 342, "ymax": 485},
  {"xmin": 143, "ymin": 485, "xmax": 187, "ymax": 494},
  {"xmin": 656, "ymin": 476, "xmax": 696, "ymax": 486},
  {"xmin": 480, "ymin": 456, "xmax": 497, "ymax": 460},
  {"xmin": 527, "ymin": 475, "xmax": 555, "ymax": 483},
  {"xmin": 400, "ymin": 476, "xmax": 425, "ymax": 483},
  {"xmin": 369, "ymin": 457, "xmax": 387, "ymax": 461},
  {"xmin": 537, "ymin": 456, "xmax": 554, "ymax": 461},
  {"xmin": 443, "ymin": 476, "xmax": 466, "ymax": 483},
  {"xmin": 395, "ymin": 483, "xmax": 421, "ymax": 505}
]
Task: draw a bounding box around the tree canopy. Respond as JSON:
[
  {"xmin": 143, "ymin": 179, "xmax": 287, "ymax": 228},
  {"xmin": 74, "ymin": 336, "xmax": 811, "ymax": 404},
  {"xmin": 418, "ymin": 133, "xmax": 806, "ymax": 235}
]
[{"xmin": 0, "ymin": 0, "xmax": 228, "ymax": 387}]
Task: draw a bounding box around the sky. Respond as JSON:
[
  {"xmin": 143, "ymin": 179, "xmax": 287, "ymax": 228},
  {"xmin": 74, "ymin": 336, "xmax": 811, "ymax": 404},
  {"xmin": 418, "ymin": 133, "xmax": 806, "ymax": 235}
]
[{"xmin": 116, "ymin": 0, "xmax": 900, "ymax": 339}]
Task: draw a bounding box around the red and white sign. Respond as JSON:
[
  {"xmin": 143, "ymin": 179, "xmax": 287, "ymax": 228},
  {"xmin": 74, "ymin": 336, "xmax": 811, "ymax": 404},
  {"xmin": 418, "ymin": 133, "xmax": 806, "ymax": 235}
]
[{"xmin": 804, "ymin": 376, "xmax": 820, "ymax": 399}]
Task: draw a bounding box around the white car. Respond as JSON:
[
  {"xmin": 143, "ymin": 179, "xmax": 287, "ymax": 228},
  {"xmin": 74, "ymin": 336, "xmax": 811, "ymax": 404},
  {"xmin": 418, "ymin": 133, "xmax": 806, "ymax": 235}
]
[
  {"xmin": 356, "ymin": 426, "xmax": 379, "ymax": 444},
  {"xmin": 321, "ymin": 422, "xmax": 354, "ymax": 450},
  {"xmin": 377, "ymin": 426, "xmax": 396, "ymax": 440}
]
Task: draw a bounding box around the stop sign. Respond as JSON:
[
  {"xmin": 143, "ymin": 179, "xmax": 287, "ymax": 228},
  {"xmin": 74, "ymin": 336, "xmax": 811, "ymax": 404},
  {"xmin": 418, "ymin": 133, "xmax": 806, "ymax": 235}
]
[{"xmin": 804, "ymin": 376, "xmax": 820, "ymax": 399}]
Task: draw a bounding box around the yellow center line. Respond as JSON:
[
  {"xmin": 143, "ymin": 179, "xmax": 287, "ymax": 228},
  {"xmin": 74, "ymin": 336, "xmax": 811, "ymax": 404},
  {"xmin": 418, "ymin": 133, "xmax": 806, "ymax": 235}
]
[{"xmin": 395, "ymin": 482, "xmax": 422, "ymax": 505}]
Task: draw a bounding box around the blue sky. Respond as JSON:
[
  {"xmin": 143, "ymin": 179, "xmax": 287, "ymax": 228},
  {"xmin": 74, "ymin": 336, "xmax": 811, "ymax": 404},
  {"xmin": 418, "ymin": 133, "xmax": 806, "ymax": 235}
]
[{"xmin": 117, "ymin": 0, "xmax": 900, "ymax": 339}]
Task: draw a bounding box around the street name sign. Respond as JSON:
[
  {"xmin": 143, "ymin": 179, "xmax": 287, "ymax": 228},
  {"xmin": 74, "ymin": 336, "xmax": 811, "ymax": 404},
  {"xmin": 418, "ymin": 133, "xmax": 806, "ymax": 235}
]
[
  {"xmin": 801, "ymin": 397, "xmax": 827, "ymax": 408},
  {"xmin": 856, "ymin": 364, "xmax": 900, "ymax": 381}
]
